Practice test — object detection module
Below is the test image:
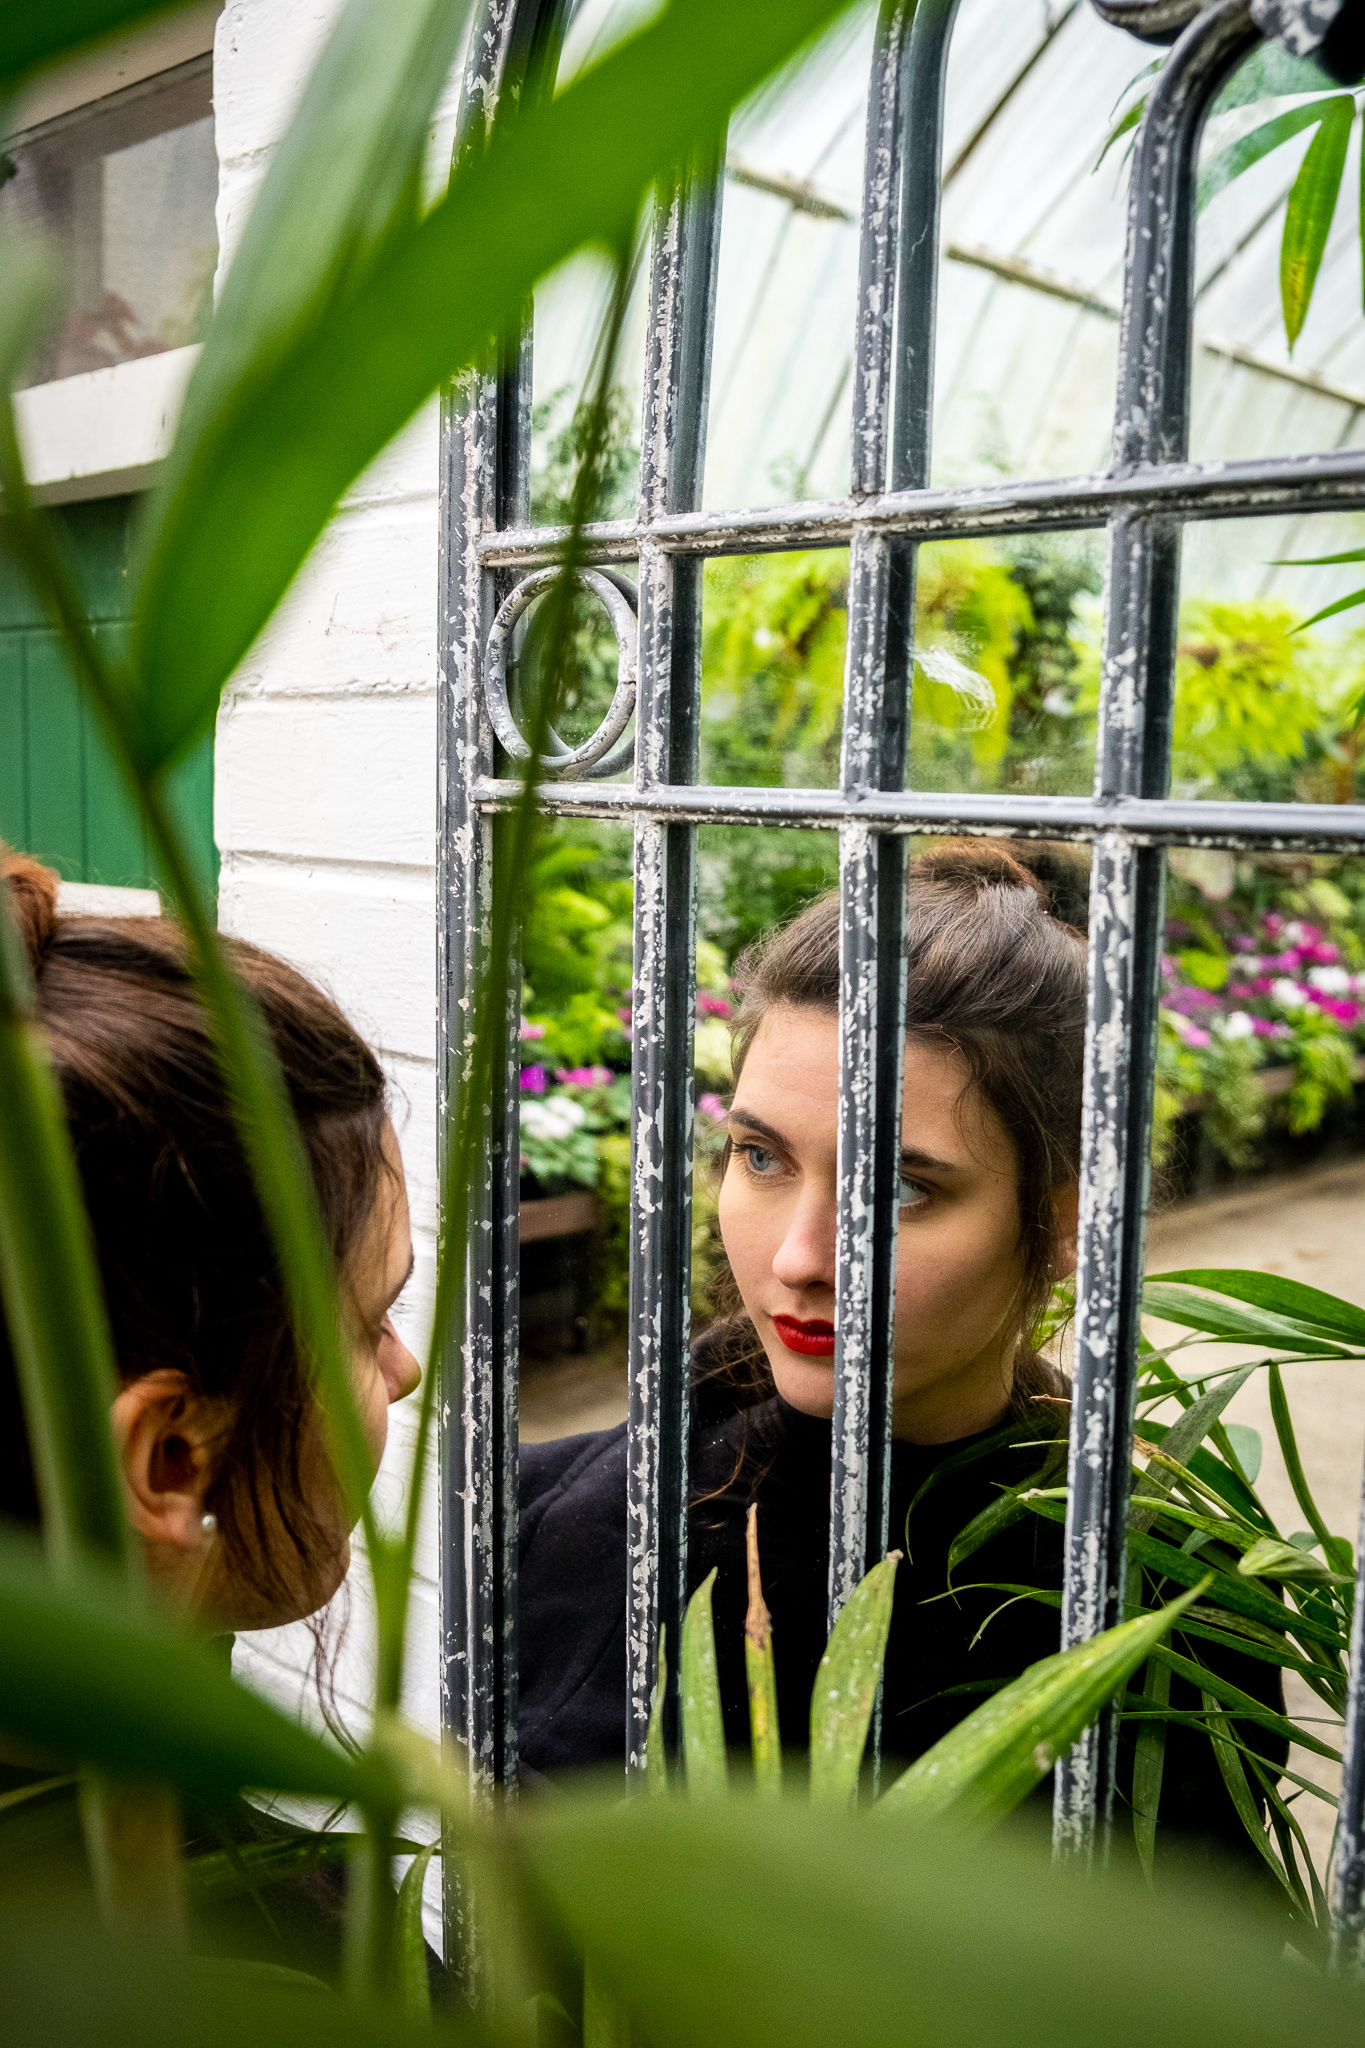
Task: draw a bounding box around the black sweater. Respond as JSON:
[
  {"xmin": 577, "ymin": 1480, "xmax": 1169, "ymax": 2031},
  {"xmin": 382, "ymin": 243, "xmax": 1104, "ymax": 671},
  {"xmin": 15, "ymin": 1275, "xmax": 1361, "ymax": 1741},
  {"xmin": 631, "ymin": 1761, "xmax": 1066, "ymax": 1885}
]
[{"xmin": 519, "ymin": 1389, "xmax": 1287, "ymax": 1874}]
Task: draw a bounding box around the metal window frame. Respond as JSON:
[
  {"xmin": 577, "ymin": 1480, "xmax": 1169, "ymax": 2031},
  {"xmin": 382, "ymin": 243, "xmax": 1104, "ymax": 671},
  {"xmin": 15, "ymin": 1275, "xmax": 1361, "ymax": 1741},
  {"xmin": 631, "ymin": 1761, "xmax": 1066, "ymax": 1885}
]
[{"xmin": 438, "ymin": 0, "xmax": 1365, "ymax": 1970}]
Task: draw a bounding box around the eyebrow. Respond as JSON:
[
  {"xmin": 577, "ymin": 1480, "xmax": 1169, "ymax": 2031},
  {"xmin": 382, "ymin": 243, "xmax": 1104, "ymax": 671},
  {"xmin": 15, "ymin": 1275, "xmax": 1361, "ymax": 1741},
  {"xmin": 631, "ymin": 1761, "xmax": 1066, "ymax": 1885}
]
[
  {"xmin": 729, "ymin": 1109, "xmax": 960, "ymax": 1179},
  {"xmin": 386, "ymin": 1247, "xmax": 416, "ymax": 1307}
]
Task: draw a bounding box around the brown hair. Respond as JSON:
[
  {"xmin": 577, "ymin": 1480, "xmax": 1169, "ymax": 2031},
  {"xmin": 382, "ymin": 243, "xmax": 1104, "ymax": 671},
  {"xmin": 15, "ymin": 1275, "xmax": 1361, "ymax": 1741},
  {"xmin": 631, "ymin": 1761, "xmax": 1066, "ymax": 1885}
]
[
  {"xmin": 708, "ymin": 838, "xmax": 1089, "ymax": 1420},
  {"xmin": 0, "ymin": 848, "xmax": 391, "ymax": 1609}
]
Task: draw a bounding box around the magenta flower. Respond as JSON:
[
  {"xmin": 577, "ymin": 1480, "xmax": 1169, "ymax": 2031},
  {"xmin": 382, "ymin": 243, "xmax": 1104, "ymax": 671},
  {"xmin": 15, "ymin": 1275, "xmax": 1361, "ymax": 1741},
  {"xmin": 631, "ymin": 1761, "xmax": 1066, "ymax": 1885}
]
[
  {"xmin": 519, "ymin": 1065, "xmax": 547, "ymax": 1094},
  {"xmin": 555, "ymin": 1064, "xmax": 613, "ymax": 1088},
  {"xmin": 1317, "ymin": 997, "xmax": 1362, "ymax": 1027},
  {"xmin": 697, "ymin": 1093, "xmax": 728, "ymax": 1124},
  {"xmin": 697, "ymin": 994, "xmax": 732, "ymax": 1019}
]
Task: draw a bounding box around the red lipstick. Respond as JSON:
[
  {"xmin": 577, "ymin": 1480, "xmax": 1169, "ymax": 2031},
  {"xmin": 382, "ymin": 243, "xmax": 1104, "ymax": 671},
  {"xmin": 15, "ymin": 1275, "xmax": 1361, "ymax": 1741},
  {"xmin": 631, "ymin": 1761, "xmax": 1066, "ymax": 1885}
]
[{"xmin": 772, "ymin": 1315, "xmax": 836, "ymax": 1358}]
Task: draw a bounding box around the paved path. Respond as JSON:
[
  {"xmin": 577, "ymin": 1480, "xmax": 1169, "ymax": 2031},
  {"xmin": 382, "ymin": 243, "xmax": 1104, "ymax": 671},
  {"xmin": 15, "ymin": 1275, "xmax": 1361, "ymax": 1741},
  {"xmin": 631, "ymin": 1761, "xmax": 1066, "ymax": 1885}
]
[{"xmin": 1145, "ymin": 1158, "xmax": 1365, "ymax": 1885}]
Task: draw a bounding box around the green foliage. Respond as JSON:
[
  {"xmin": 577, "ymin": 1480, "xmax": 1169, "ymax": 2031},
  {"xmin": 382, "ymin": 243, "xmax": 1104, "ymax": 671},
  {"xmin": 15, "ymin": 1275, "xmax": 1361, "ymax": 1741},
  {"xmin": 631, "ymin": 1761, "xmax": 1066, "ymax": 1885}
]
[
  {"xmin": 1285, "ymin": 1008, "xmax": 1358, "ymax": 1133},
  {"xmin": 522, "ymin": 822, "xmax": 633, "ymax": 1027},
  {"xmin": 808, "ymin": 1553, "xmax": 899, "ymax": 1806},
  {"xmin": 1108, "ymin": 40, "xmax": 1351, "ymax": 355},
  {"xmin": 700, "ymin": 551, "xmax": 850, "ymax": 788}
]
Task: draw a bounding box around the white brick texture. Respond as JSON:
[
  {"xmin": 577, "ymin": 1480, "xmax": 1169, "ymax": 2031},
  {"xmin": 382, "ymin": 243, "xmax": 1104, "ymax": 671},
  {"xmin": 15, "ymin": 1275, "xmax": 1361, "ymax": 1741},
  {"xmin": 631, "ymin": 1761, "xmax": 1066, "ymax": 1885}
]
[{"xmin": 214, "ymin": 0, "xmax": 445, "ymax": 1784}]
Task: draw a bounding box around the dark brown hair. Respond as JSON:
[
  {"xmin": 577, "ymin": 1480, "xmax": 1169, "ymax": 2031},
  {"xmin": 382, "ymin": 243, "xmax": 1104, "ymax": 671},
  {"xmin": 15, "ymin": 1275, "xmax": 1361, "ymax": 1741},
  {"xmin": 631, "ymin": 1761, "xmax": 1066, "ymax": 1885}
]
[
  {"xmin": 708, "ymin": 837, "xmax": 1089, "ymax": 1420},
  {"xmin": 0, "ymin": 847, "xmax": 391, "ymax": 1609}
]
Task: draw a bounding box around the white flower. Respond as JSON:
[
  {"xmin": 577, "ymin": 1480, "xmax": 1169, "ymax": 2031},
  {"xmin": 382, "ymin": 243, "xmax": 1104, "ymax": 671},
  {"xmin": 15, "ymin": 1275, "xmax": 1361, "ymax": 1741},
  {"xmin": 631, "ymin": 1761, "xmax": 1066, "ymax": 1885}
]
[
  {"xmin": 1270, "ymin": 977, "xmax": 1309, "ymax": 1013},
  {"xmin": 1220, "ymin": 1010, "xmax": 1255, "ymax": 1039},
  {"xmin": 1308, "ymin": 965, "xmax": 1351, "ymax": 993},
  {"xmin": 1042, "ymin": 688, "xmax": 1074, "ymax": 717},
  {"xmin": 520, "ymin": 1095, "xmax": 586, "ymax": 1142}
]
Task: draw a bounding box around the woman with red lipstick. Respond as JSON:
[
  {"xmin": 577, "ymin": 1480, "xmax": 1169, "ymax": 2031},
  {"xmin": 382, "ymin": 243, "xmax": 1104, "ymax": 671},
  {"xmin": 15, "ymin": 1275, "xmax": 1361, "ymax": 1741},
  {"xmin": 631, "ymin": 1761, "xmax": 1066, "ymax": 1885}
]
[{"xmin": 517, "ymin": 841, "xmax": 1282, "ymax": 1874}]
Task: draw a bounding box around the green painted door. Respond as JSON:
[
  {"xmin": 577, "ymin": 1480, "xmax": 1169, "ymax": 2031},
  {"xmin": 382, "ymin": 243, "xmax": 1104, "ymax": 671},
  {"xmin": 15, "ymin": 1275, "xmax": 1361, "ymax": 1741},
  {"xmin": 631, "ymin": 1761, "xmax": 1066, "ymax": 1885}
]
[{"xmin": 0, "ymin": 493, "xmax": 216, "ymax": 895}]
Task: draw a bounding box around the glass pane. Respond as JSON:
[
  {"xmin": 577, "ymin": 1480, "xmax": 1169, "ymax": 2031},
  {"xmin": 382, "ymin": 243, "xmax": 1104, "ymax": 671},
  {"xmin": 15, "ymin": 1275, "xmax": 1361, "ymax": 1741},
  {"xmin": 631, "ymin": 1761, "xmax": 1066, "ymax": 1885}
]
[{"xmin": 1, "ymin": 61, "xmax": 217, "ymax": 387}]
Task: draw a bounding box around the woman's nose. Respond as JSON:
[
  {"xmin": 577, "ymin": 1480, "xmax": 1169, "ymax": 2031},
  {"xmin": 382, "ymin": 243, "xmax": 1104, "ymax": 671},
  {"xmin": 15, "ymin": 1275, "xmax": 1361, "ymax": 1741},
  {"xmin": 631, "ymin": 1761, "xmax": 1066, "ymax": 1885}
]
[
  {"xmin": 383, "ymin": 1330, "xmax": 422, "ymax": 1405},
  {"xmin": 770, "ymin": 1189, "xmax": 837, "ymax": 1293}
]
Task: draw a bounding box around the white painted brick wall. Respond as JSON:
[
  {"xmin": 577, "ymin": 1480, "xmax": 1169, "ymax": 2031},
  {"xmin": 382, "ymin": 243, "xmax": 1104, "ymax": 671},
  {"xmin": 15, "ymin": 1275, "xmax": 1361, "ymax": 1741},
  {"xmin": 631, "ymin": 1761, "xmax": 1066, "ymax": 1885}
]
[{"xmin": 212, "ymin": 4, "xmax": 450, "ymax": 1928}]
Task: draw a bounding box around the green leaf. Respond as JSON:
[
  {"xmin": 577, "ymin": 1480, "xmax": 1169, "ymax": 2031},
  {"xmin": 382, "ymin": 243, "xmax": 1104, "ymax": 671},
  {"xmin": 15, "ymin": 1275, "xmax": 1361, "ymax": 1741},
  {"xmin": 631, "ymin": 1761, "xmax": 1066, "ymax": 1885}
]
[
  {"xmin": 1222, "ymin": 1423, "xmax": 1262, "ymax": 1486},
  {"xmin": 1141, "ymin": 1279, "xmax": 1350, "ymax": 1355},
  {"xmin": 1214, "ymin": 43, "xmax": 1335, "ymax": 112},
  {"xmin": 136, "ymin": 0, "xmax": 478, "ymax": 762},
  {"xmin": 515, "ymin": 1792, "xmax": 1365, "ymax": 2048},
  {"xmin": 1201, "ymin": 1690, "xmax": 1301, "ymax": 1904},
  {"xmin": 680, "ymin": 1569, "xmax": 726, "ymax": 1797},
  {"xmin": 743, "ymin": 1508, "xmax": 782, "ymax": 1798},
  {"xmin": 876, "ymin": 1577, "xmax": 1212, "ymax": 1831},
  {"xmin": 1288, "ymin": 584, "xmax": 1365, "ymax": 634},
  {"xmin": 394, "ymin": 1840, "xmax": 438, "ymax": 2018},
  {"xmin": 0, "ymin": 878, "xmax": 130, "ymax": 1574},
  {"xmin": 1238, "ymin": 1535, "xmax": 1345, "ymax": 1585},
  {"xmin": 646, "ymin": 1623, "xmax": 669, "ymax": 1796},
  {"xmin": 583, "ymin": 1953, "xmax": 632, "ymax": 2048},
  {"xmin": 1197, "ymin": 98, "xmax": 1344, "ymax": 213},
  {"xmin": 1149, "ymin": 1267, "xmax": 1365, "ymax": 1347},
  {"xmin": 132, "ymin": 0, "xmax": 857, "ymax": 766},
  {"xmin": 0, "ymin": 1532, "xmax": 398, "ymax": 1806},
  {"xmin": 1269, "ymin": 1363, "xmax": 1348, "ymax": 1566},
  {"xmin": 0, "ymin": 1, "xmax": 205, "ymax": 82},
  {"xmin": 1280, "ymin": 95, "xmax": 1354, "ymax": 349},
  {"xmin": 183, "ymin": 1830, "xmax": 370, "ymax": 1907},
  {"xmin": 1131, "ymin": 1655, "xmax": 1170, "ymax": 1881},
  {"xmin": 1129, "ymin": 1363, "xmax": 1258, "ymax": 1536},
  {"xmin": 809, "ymin": 1553, "xmax": 899, "ymax": 1807}
]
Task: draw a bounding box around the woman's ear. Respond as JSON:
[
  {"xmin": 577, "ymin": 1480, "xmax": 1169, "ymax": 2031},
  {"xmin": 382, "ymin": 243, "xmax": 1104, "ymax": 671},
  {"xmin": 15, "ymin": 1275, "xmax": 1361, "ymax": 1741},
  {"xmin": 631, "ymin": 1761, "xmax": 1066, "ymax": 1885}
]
[
  {"xmin": 109, "ymin": 1369, "xmax": 219, "ymax": 1568},
  {"xmin": 1050, "ymin": 1184, "xmax": 1080, "ymax": 1280}
]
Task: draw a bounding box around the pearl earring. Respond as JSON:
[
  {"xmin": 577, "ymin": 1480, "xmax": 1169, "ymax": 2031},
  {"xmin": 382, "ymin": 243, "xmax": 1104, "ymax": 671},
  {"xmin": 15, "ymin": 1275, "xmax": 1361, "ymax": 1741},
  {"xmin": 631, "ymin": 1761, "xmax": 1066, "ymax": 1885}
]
[{"xmin": 201, "ymin": 1512, "xmax": 218, "ymax": 1537}]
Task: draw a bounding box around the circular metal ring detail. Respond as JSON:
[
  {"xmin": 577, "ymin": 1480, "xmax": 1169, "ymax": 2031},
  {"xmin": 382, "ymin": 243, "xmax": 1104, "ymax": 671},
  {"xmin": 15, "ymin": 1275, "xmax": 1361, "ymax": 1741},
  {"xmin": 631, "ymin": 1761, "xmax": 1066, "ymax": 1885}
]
[{"xmin": 483, "ymin": 566, "xmax": 638, "ymax": 775}]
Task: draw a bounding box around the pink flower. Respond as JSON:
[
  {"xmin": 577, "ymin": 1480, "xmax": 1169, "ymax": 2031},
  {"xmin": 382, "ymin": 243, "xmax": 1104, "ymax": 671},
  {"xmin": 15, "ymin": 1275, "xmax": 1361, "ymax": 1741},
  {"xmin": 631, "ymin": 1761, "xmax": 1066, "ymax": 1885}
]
[
  {"xmin": 1318, "ymin": 997, "xmax": 1361, "ymax": 1027},
  {"xmin": 1251, "ymin": 1017, "xmax": 1280, "ymax": 1039},
  {"xmin": 519, "ymin": 1065, "xmax": 547, "ymax": 1094},
  {"xmin": 1306, "ymin": 942, "xmax": 1340, "ymax": 965},
  {"xmin": 697, "ymin": 1093, "xmax": 728, "ymax": 1124},
  {"xmin": 697, "ymin": 994, "xmax": 732, "ymax": 1019},
  {"xmin": 1231, "ymin": 935, "xmax": 1256, "ymax": 954},
  {"xmin": 519, "ymin": 1018, "xmax": 545, "ymax": 1041},
  {"xmin": 1262, "ymin": 913, "xmax": 1284, "ymax": 936},
  {"xmin": 555, "ymin": 1064, "xmax": 613, "ymax": 1088},
  {"xmin": 1228, "ymin": 983, "xmax": 1254, "ymax": 1001}
]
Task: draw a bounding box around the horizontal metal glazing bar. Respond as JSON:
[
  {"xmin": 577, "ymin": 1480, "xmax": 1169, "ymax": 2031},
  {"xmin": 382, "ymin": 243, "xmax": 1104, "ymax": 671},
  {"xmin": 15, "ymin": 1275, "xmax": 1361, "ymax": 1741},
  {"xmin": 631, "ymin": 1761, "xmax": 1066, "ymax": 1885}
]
[
  {"xmin": 475, "ymin": 777, "xmax": 1365, "ymax": 852},
  {"xmin": 476, "ymin": 444, "xmax": 1365, "ymax": 565}
]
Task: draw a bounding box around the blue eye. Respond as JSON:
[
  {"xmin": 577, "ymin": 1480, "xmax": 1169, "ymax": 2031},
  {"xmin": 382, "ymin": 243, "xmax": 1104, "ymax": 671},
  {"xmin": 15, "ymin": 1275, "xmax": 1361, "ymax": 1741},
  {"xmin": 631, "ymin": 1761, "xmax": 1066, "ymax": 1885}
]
[
  {"xmin": 742, "ymin": 1144, "xmax": 782, "ymax": 1177},
  {"xmin": 898, "ymin": 1177, "xmax": 929, "ymax": 1209}
]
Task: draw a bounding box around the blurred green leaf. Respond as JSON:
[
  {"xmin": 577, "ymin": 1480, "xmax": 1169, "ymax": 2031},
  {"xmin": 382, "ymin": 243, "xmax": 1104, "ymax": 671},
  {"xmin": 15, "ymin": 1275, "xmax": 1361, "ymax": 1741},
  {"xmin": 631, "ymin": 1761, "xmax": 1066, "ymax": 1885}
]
[
  {"xmin": 132, "ymin": 0, "xmax": 857, "ymax": 767},
  {"xmin": 142, "ymin": 0, "xmax": 477, "ymax": 759},
  {"xmin": 743, "ymin": 1509, "xmax": 782, "ymax": 1798},
  {"xmin": 681, "ymin": 1570, "xmax": 726, "ymax": 1798},
  {"xmin": 0, "ymin": 0, "xmax": 204, "ymax": 82},
  {"xmin": 394, "ymin": 1841, "xmax": 438, "ymax": 2018},
  {"xmin": 809, "ymin": 1554, "xmax": 898, "ymax": 1807},
  {"xmin": 1150, "ymin": 1266, "xmax": 1365, "ymax": 1347},
  {"xmin": 1280, "ymin": 95, "xmax": 1354, "ymax": 348},
  {"xmin": 184, "ymin": 1830, "xmax": 375, "ymax": 1907},
  {"xmin": 514, "ymin": 1793, "xmax": 1365, "ymax": 2048},
  {"xmin": 0, "ymin": 1532, "xmax": 399, "ymax": 1807},
  {"xmin": 1198, "ymin": 98, "xmax": 1344, "ymax": 213},
  {"xmin": 878, "ymin": 1577, "xmax": 1211, "ymax": 1830},
  {"xmin": 0, "ymin": 881, "xmax": 130, "ymax": 1574},
  {"xmin": 646, "ymin": 1623, "xmax": 669, "ymax": 1795},
  {"xmin": 2, "ymin": 1897, "xmax": 482, "ymax": 2048}
]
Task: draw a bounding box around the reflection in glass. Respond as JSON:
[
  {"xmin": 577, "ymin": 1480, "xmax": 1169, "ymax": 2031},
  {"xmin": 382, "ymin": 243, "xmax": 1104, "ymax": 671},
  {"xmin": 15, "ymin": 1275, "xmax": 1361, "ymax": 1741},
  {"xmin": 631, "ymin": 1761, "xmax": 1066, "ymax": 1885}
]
[{"xmin": 0, "ymin": 59, "xmax": 217, "ymax": 388}]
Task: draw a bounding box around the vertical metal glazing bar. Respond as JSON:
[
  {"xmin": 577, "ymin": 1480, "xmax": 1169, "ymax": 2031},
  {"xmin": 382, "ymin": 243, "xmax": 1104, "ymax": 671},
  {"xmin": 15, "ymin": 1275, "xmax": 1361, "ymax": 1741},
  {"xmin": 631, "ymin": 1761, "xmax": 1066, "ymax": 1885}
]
[
  {"xmin": 626, "ymin": 162, "xmax": 723, "ymax": 1773},
  {"xmin": 829, "ymin": 0, "xmax": 960, "ymax": 1627},
  {"xmin": 1053, "ymin": 0, "xmax": 1259, "ymax": 1860},
  {"xmin": 438, "ymin": 0, "xmax": 567, "ymax": 1968}
]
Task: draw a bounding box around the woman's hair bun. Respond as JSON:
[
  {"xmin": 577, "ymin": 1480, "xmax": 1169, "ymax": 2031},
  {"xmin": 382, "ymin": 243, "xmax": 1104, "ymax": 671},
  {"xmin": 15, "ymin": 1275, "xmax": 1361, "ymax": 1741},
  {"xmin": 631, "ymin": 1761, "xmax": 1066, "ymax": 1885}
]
[
  {"xmin": 0, "ymin": 846, "xmax": 60, "ymax": 971},
  {"xmin": 909, "ymin": 837, "xmax": 1090, "ymax": 933}
]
